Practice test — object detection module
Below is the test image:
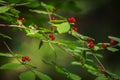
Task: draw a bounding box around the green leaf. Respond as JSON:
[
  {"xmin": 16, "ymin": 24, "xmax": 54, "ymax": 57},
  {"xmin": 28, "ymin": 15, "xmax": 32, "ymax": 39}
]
[
  {"xmin": 71, "ymin": 61, "xmax": 82, "ymax": 66},
  {"xmin": 57, "ymin": 22, "xmax": 70, "ymax": 33},
  {"xmin": 95, "ymin": 74, "xmax": 110, "ymax": 80},
  {"xmin": 19, "ymin": 71, "xmax": 35, "ymax": 80},
  {"xmin": 0, "ymin": 53, "xmax": 12, "ymax": 57},
  {"xmin": 9, "ymin": 8, "xmax": 20, "ymax": 17},
  {"xmin": 84, "ymin": 64, "xmax": 98, "ymax": 75},
  {"xmin": 0, "ymin": 6, "xmax": 10, "ymax": 13},
  {"xmin": 0, "ymin": 63, "xmax": 22, "ymax": 69},
  {"xmin": 107, "ymin": 47, "xmax": 119, "ymax": 52},
  {"xmin": 26, "ymin": 1, "xmax": 40, "ymax": 8},
  {"xmin": 41, "ymin": 2, "xmax": 54, "ymax": 11},
  {"xmin": 75, "ymin": 47, "xmax": 90, "ymax": 51},
  {"xmin": 30, "ymin": 9, "xmax": 48, "ymax": 14},
  {"xmin": 0, "ymin": 33, "xmax": 12, "ymax": 39},
  {"xmin": 68, "ymin": 73, "xmax": 81, "ymax": 80},
  {"xmin": 108, "ymin": 36, "xmax": 120, "ymax": 42},
  {"xmin": 34, "ymin": 70, "xmax": 52, "ymax": 80}
]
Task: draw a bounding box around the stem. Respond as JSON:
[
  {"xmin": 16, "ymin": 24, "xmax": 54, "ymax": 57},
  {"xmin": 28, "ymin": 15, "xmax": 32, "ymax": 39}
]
[
  {"xmin": 46, "ymin": 9, "xmax": 51, "ymax": 20},
  {"xmin": 3, "ymin": 41, "xmax": 22, "ymax": 63},
  {"xmin": 92, "ymin": 52, "xmax": 106, "ymax": 71}
]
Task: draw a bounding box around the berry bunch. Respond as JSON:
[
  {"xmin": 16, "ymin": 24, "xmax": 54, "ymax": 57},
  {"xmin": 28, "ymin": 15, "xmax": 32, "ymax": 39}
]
[
  {"xmin": 67, "ymin": 17, "xmax": 76, "ymax": 23},
  {"xmin": 51, "ymin": 17, "xmax": 57, "ymax": 20},
  {"xmin": 72, "ymin": 26, "xmax": 78, "ymax": 32},
  {"xmin": 49, "ymin": 34, "xmax": 55, "ymax": 40},
  {"xmin": 22, "ymin": 56, "xmax": 31, "ymax": 62},
  {"xmin": 87, "ymin": 38, "xmax": 94, "ymax": 49}
]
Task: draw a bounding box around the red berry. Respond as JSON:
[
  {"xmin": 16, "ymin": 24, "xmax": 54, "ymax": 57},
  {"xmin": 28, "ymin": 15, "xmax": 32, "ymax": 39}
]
[
  {"xmin": 72, "ymin": 27, "xmax": 78, "ymax": 32},
  {"xmin": 51, "ymin": 17, "xmax": 57, "ymax": 20},
  {"xmin": 110, "ymin": 39, "xmax": 115, "ymax": 44},
  {"xmin": 22, "ymin": 56, "xmax": 31, "ymax": 62},
  {"xmin": 67, "ymin": 17, "xmax": 76, "ymax": 23},
  {"xmin": 87, "ymin": 38, "xmax": 93, "ymax": 43},
  {"xmin": 88, "ymin": 41, "xmax": 94, "ymax": 49},
  {"xmin": 102, "ymin": 43, "xmax": 107, "ymax": 49},
  {"xmin": 53, "ymin": 7, "xmax": 57, "ymax": 12},
  {"xmin": 49, "ymin": 34, "xmax": 55, "ymax": 40}
]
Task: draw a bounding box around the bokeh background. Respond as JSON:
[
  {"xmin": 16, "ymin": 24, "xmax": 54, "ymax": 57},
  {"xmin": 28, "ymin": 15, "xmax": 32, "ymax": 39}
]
[{"xmin": 0, "ymin": 0, "xmax": 120, "ymax": 80}]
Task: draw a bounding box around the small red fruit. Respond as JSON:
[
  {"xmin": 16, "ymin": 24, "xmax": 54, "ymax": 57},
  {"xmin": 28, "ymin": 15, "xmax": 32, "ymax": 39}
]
[
  {"xmin": 110, "ymin": 39, "xmax": 115, "ymax": 44},
  {"xmin": 67, "ymin": 17, "xmax": 76, "ymax": 23},
  {"xmin": 88, "ymin": 41, "xmax": 94, "ymax": 49},
  {"xmin": 51, "ymin": 17, "xmax": 57, "ymax": 20},
  {"xmin": 72, "ymin": 27, "xmax": 78, "ymax": 32},
  {"xmin": 49, "ymin": 34, "xmax": 55, "ymax": 40},
  {"xmin": 87, "ymin": 37, "xmax": 93, "ymax": 43},
  {"xmin": 22, "ymin": 56, "xmax": 31, "ymax": 62},
  {"xmin": 53, "ymin": 7, "xmax": 57, "ymax": 12},
  {"xmin": 102, "ymin": 43, "xmax": 107, "ymax": 49}
]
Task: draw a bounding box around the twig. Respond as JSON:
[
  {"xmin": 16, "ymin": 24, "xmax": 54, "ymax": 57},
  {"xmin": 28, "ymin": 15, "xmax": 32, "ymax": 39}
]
[{"xmin": 92, "ymin": 52, "xmax": 106, "ymax": 71}]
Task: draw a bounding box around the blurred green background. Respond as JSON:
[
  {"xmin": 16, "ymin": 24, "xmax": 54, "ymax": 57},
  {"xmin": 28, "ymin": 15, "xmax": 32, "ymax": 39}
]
[{"xmin": 0, "ymin": 0, "xmax": 120, "ymax": 80}]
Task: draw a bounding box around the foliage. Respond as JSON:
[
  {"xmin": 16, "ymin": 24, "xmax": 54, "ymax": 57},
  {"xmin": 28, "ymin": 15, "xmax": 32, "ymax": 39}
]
[{"xmin": 0, "ymin": 0, "xmax": 120, "ymax": 80}]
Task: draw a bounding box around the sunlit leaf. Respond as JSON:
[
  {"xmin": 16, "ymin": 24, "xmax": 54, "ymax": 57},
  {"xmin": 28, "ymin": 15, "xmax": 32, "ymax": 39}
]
[
  {"xmin": 107, "ymin": 47, "xmax": 119, "ymax": 52},
  {"xmin": 34, "ymin": 70, "xmax": 52, "ymax": 80},
  {"xmin": 0, "ymin": 63, "xmax": 22, "ymax": 69},
  {"xmin": 0, "ymin": 6, "xmax": 10, "ymax": 13},
  {"xmin": 57, "ymin": 22, "xmax": 70, "ymax": 33},
  {"xmin": 19, "ymin": 71, "xmax": 35, "ymax": 80}
]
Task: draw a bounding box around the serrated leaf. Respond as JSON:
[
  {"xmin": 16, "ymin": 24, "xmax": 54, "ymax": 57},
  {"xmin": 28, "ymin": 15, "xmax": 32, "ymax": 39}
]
[
  {"xmin": 0, "ymin": 6, "xmax": 10, "ymax": 13},
  {"xmin": 108, "ymin": 36, "xmax": 120, "ymax": 42},
  {"xmin": 68, "ymin": 73, "xmax": 81, "ymax": 80},
  {"xmin": 57, "ymin": 22, "xmax": 70, "ymax": 33},
  {"xmin": 107, "ymin": 47, "xmax": 119, "ymax": 52},
  {"xmin": 0, "ymin": 63, "xmax": 22, "ymax": 69},
  {"xmin": 34, "ymin": 70, "xmax": 52, "ymax": 80},
  {"xmin": 19, "ymin": 71, "xmax": 35, "ymax": 80},
  {"xmin": 0, "ymin": 33, "xmax": 12, "ymax": 39}
]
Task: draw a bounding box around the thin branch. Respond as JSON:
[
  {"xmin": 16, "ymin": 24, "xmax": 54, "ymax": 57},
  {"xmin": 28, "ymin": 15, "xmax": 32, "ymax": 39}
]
[
  {"xmin": 0, "ymin": 2, "xmax": 30, "ymax": 6},
  {"xmin": 3, "ymin": 41, "xmax": 22, "ymax": 63},
  {"xmin": 92, "ymin": 52, "xmax": 106, "ymax": 71},
  {"xmin": 0, "ymin": 24, "xmax": 25, "ymax": 28}
]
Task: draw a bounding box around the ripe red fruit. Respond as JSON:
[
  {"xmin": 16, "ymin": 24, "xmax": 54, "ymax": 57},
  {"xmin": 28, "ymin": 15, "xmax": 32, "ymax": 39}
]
[
  {"xmin": 72, "ymin": 27, "xmax": 78, "ymax": 32},
  {"xmin": 22, "ymin": 56, "xmax": 31, "ymax": 62},
  {"xmin": 87, "ymin": 38, "xmax": 93, "ymax": 43},
  {"xmin": 67, "ymin": 17, "xmax": 76, "ymax": 23},
  {"xmin": 102, "ymin": 43, "xmax": 107, "ymax": 49},
  {"xmin": 53, "ymin": 7, "xmax": 57, "ymax": 12},
  {"xmin": 88, "ymin": 41, "xmax": 94, "ymax": 49},
  {"xmin": 51, "ymin": 17, "xmax": 57, "ymax": 20},
  {"xmin": 110, "ymin": 39, "xmax": 115, "ymax": 44},
  {"xmin": 49, "ymin": 34, "xmax": 55, "ymax": 40}
]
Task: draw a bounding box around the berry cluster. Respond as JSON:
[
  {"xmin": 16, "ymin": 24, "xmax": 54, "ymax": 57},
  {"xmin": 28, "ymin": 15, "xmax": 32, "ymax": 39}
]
[
  {"xmin": 51, "ymin": 17, "xmax": 57, "ymax": 20},
  {"xmin": 72, "ymin": 26, "xmax": 78, "ymax": 32},
  {"xmin": 87, "ymin": 38, "xmax": 94, "ymax": 49},
  {"xmin": 49, "ymin": 34, "xmax": 55, "ymax": 40},
  {"xmin": 22, "ymin": 56, "xmax": 31, "ymax": 62},
  {"xmin": 67, "ymin": 17, "xmax": 76, "ymax": 23}
]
